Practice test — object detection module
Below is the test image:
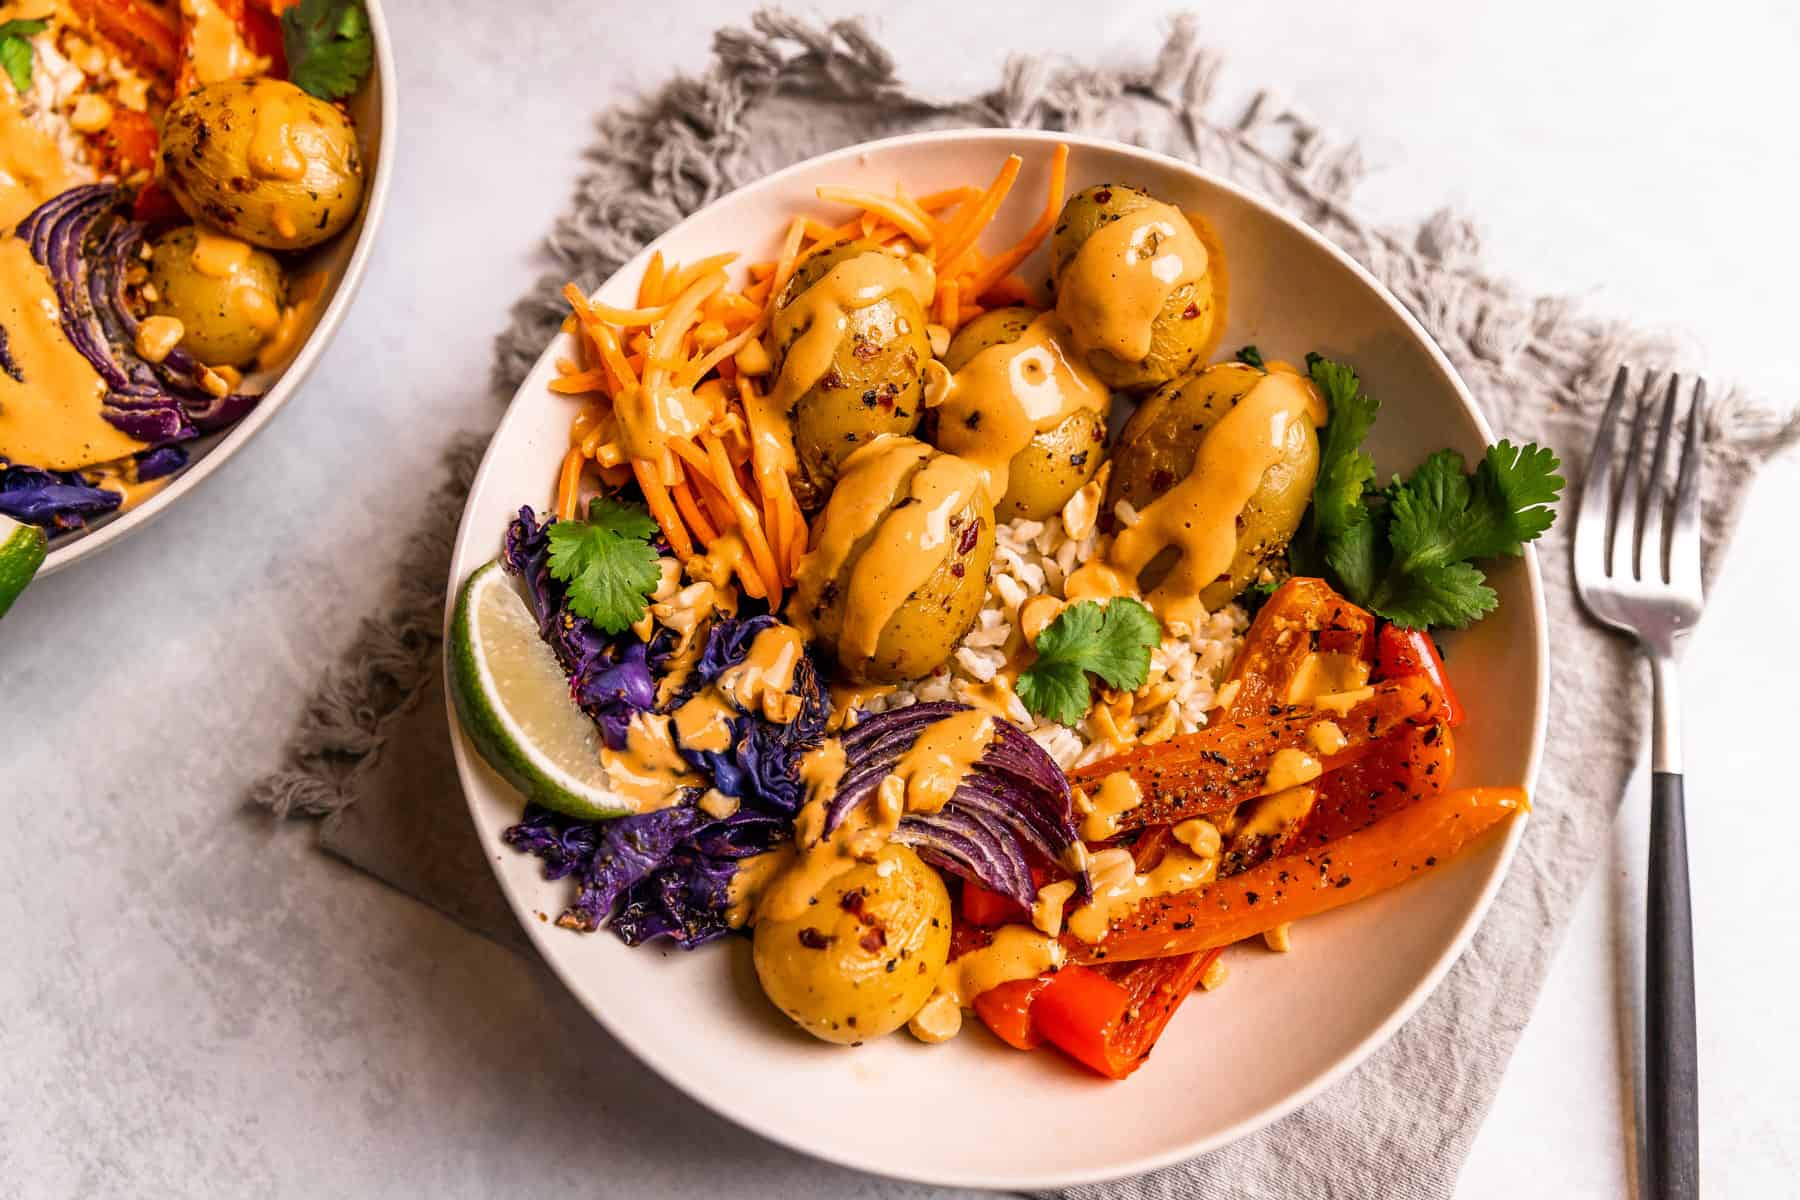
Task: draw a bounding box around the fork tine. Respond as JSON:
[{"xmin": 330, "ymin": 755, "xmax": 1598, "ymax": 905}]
[
  {"xmin": 1635, "ymin": 373, "xmax": 1681, "ymax": 581},
  {"xmin": 1668, "ymin": 378, "xmax": 1706, "ymax": 597},
  {"xmin": 1609, "ymin": 373, "xmax": 1657, "ymax": 579},
  {"xmin": 1574, "ymin": 366, "xmax": 1631, "ymax": 587}
]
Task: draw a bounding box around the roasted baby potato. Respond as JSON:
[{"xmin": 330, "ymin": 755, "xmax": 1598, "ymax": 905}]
[
  {"xmin": 161, "ymin": 79, "xmax": 365, "ymax": 251},
  {"xmin": 1049, "ymin": 183, "xmax": 1220, "ymax": 392},
  {"xmin": 1108, "ymin": 361, "xmax": 1319, "ymax": 609},
  {"xmin": 752, "ymin": 844, "xmax": 952, "ymax": 1044},
  {"xmin": 937, "ymin": 306, "xmax": 1108, "ymax": 521},
  {"xmin": 772, "ymin": 240, "xmax": 930, "ymax": 506},
  {"xmin": 793, "ymin": 437, "xmax": 995, "ymax": 683},
  {"xmin": 145, "ymin": 226, "xmax": 286, "ymax": 367}
]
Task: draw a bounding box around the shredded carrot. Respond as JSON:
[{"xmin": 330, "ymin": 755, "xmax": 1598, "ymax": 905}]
[
  {"xmin": 916, "ymin": 185, "xmax": 983, "ymax": 211},
  {"xmin": 548, "ymin": 368, "xmax": 610, "ymax": 395},
  {"xmin": 934, "ymin": 154, "xmax": 1023, "ymax": 280},
  {"xmin": 637, "ymin": 250, "xmax": 665, "ymax": 307},
  {"xmin": 556, "ymin": 447, "xmax": 586, "ymax": 520},
  {"xmin": 965, "ymin": 143, "xmax": 1068, "ymax": 300},
  {"xmin": 633, "ymin": 463, "xmax": 694, "ymax": 559},
  {"xmin": 669, "ymin": 477, "xmax": 721, "ymax": 545},
  {"xmin": 765, "ymin": 216, "xmax": 810, "ymax": 317},
  {"xmin": 815, "ymin": 186, "xmax": 935, "ymax": 246},
  {"xmin": 550, "ymin": 145, "xmax": 1073, "ymax": 612}
]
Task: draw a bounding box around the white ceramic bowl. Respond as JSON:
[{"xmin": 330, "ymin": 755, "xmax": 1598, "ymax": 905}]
[
  {"xmin": 445, "ymin": 129, "xmax": 1547, "ymax": 1190},
  {"xmin": 37, "ymin": 2, "xmax": 397, "ymax": 577}
]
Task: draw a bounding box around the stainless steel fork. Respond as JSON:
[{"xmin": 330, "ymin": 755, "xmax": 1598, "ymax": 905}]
[{"xmin": 1572, "ymin": 367, "xmax": 1707, "ymax": 1200}]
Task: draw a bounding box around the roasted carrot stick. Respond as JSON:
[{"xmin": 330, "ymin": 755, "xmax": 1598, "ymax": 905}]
[{"xmin": 1065, "ymin": 786, "xmax": 1527, "ymax": 964}]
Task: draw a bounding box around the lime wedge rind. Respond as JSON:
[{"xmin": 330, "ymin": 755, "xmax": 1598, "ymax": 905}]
[
  {"xmin": 0, "ymin": 517, "xmax": 49, "ymax": 620},
  {"xmin": 449, "ymin": 560, "xmax": 633, "ymax": 821}
]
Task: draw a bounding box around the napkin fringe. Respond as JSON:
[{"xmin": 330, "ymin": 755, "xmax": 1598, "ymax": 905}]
[{"xmin": 248, "ymin": 435, "xmax": 485, "ymax": 818}]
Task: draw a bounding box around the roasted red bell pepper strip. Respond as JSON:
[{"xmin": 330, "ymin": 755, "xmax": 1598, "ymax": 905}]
[
  {"xmin": 68, "ymin": 0, "xmax": 180, "ymax": 82},
  {"xmin": 1222, "ymin": 577, "xmax": 1377, "ymax": 713},
  {"xmin": 972, "ymin": 975, "xmax": 1051, "ymax": 1050},
  {"xmin": 960, "ymin": 878, "xmax": 1028, "ymax": 928},
  {"xmin": 1068, "ymin": 679, "xmax": 1448, "ymax": 831},
  {"xmin": 174, "ymin": 0, "xmax": 288, "ymax": 94},
  {"xmin": 1028, "ymin": 964, "xmax": 1133, "ymax": 1078},
  {"xmin": 97, "ymin": 108, "xmax": 159, "ymax": 176},
  {"xmin": 1376, "ymin": 624, "xmax": 1465, "ymax": 727},
  {"xmin": 130, "ymin": 180, "xmax": 186, "ymax": 226},
  {"xmin": 1301, "ymin": 719, "xmax": 1455, "ymax": 847},
  {"xmin": 1065, "ymin": 786, "xmax": 1527, "ymax": 964}
]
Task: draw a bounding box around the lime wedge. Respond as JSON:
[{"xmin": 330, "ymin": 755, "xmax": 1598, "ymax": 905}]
[
  {"xmin": 448, "ymin": 560, "xmax": 632, "ymax": 820},
  {"xmin": 0, "ymin": 516, "xmax": 48, "ymax": 620}
]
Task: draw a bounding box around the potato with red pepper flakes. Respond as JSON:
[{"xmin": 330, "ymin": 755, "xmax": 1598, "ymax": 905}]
[
  {"xmin": 770, "ymin": 239, "xmax": 931, "ymax": 507},
  {"xmin": 1107, "ymin": 361, "xmax": 1320, "ymax": 610},
  {"xmin": 752, "ymin": 845, "xmax": 952, "ymax": 1045},
  {"xmin": 1048, "ymin": 183, "xmax": 1223, "ymax": 392},
  {"xmin": 936, "ymin": 305, "xmax": 1109, "ymax": 521},
  {"xmin": 787, "ymin": 437, "xmax": 996, "ymax": 683}
]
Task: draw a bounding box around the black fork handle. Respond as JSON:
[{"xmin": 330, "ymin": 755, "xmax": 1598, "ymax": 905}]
[{"xmin": 1646, "ymin": 770, "xmax": 1698, "ymax": 1199}]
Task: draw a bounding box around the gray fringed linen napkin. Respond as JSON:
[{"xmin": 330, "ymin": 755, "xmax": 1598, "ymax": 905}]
[{"xmin": 251, "ymin": 12, "xmax": 1800, "ymax": 1198}]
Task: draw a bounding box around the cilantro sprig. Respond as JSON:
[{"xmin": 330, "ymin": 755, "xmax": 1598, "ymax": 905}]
[
  {"xmin": 1016, "ymin": 598, "xmax": 1162, "ymax": 726},
  {"xmin": 1, "ymin": 19, "xmax": 47, "ymax": 96},
  {"xmin": 545, "ymin": 497, "xmax": 662, "ymax": 634},
  {"xmin": 1290, "ymin": 354, "xmax": 1564, "ymax": 629},
  {"xmin": 282, "ymin": 0, "xmax": 374, "ymax": 100}
]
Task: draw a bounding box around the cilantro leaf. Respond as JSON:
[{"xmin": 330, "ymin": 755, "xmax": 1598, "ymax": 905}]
[
  {"xmin": 1016, "ymin": 598, "xmax": 1162, "ymax": 726},
  {"xmin": 1290, "ymin": 355, "xmax": 1380, "ymax": 579},
  {"xmin": 0, "ymin": 19, "xmax": 47, "ymax": 96},
  {"xmin": 1370, "ymin": 560, "xmax": 1498, "ymax": 630},
  {"xmin": 282, "ymin": 0, "xmax": 373, "ymax": 100},
  {"xmin": 1283, "ymin": 353, "xmax": 1562, "ymax": 631},
  {"xmin": 1012, "ymin": 659, "xmax": 1091, "ymax": 728},
  {"xmin": 1235, "ymin": 344, "xmax": 1266, "ymax": 370},
  {"xmin": 545, "ymin": 497, "xmax": 662, "ymax": 634}
]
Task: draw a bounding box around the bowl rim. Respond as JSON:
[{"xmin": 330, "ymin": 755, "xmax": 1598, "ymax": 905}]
[
  {"xmin": 36, "ymin": 0, "xmax": 400, "ymax": 579},
  {"xmin": 444, "ymin": 126, "xmax": 1550, "ymax": 1190}
]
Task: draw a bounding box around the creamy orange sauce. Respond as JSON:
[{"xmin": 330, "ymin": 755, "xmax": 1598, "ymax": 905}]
[
  {"xmin": 925, "ymin": 312, "xmax": 1108, "ymax": 506},
  {"xmin": 1312, "ymin": 685, "xmax": 1375, "ymax": 716},
  {"xmin": 0, "ymin": 88, "xmax": 77, "ymax": 232},
  {"xmin": 792, "ymin": 437, "xmax": 929, "ymax": 629},
  {"xmin": 876, "ymin": 709, "xmax": 992, "ymax": 819},
  {"xmin": 1264, "ymin": 746, "xmax": 1323, "ymax": 793},
  {"xmin": 1056, "ymin": 201, "xmax": 1208, "ymax": 364},
  {"xmin": 837, "ymin": 450, "xmax": 984, "ymax": 667},
  {"xmin": 715, "ymin": 623, "xmax": 805, "ymax": 723},
  {"xmin": 672, "ymin": 691, "xmax": 736, "ymax": 754},
  {"xmin": 1230, "ymin": 784, "xmax": 1316, "ymax": 840},
  {"xmin": 0, "ymin": 241, "xmax": 146, "ymax": 470},
  {"xmin": 1103, "ymin": 367, "xmax": 1326, "ymax": 629},
  {"xmin": 246, "ymin": 79, "xmax": 309, "ymax": 181},
  {"xmin": 907, "ymin": 924, "xmax": 1065, "ymax": 1044},
  {"xmin": 598, "ymin": 711, "xmax": 698, "ymax": 811},
  {"xmin": 826, "ymin": 681, "xmax": 897, "ymax": 731},
  {"xmin": 614, "ymin": 378, "xmax": 716, "ymax": 484},
  {"xmin": 1030, "ymin": 878, "xmax": 1078, "ymax": 937},
  {"xmin": 180, "ymin": 0, "xmax": 269, "ymax": 85},
  {"xmin": 737, "ymin": 738, "xmax": 861, "ymax": 925},
  {"xmin": 766, "ymin": 248, "xmax": 934, "ymax": 416},
  {"xmin": 1076, "ymin": 770, "xmax": 1142, "ymax": 842},
  {"xmin": 1066, "ymin": 834, "xmax": 1221, "ymax": 943},
  {"xmin": 190, "ymin": 228, "xmax": 254, "ymax": 278},
  {"xmin": 1306, "ymin": 719, "xmax": 1348, "ymax": 757},
  {"xmin": 254, "ymin": 269, "xmax": 325, "ymax": 372},
  {"xmin": 1287, "ymin": 650, "xmax": 1372, "ymax": 703}
]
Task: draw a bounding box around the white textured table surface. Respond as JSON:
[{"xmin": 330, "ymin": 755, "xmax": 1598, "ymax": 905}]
[{"xmin": 4, "ymin": 3, "xmax": 1797, "ymax": 1197}]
